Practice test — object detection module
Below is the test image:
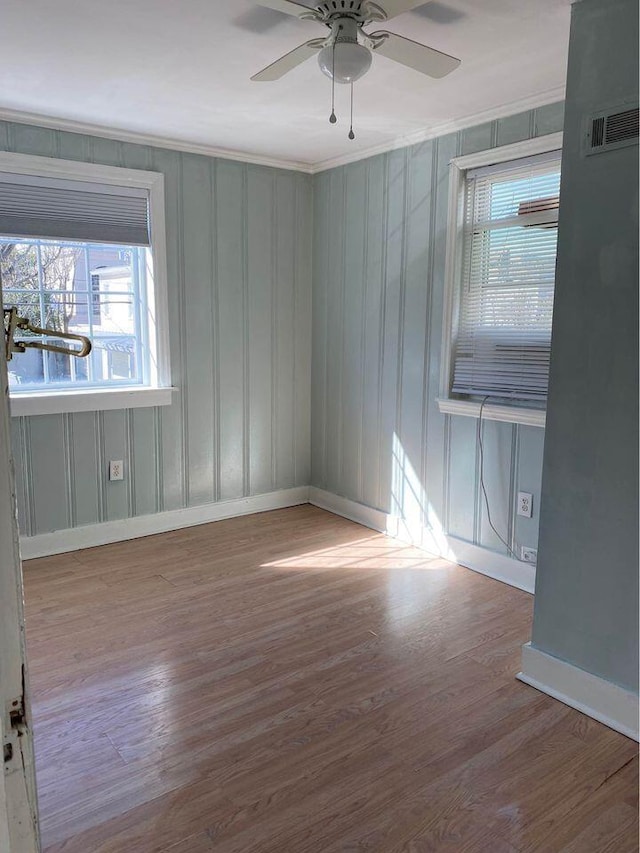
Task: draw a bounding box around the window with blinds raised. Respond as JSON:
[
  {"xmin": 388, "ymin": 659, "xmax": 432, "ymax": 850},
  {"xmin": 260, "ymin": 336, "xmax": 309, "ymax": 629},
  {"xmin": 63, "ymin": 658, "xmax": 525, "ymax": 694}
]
[
  {"xmin": 451, "ymin": 151, "xmax": 561, "ymax": 407},
  {"xmin": 0, "ymin": 154, "xmax": 170, "ymax": 413}
]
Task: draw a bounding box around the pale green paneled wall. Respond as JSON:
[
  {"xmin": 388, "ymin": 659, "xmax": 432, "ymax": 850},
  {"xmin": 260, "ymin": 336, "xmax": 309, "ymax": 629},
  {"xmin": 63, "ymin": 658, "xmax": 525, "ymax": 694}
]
[
  {"xmin": 2, "ymin": 104, "xmax": 564, "ymax": 547},
  {"xmin": 1, "ymin": 121, "xmax": 312, "ymax": 536},
  {"xmin": 311, "ymin": 103, "xmax": 564, "ymax": 557}
]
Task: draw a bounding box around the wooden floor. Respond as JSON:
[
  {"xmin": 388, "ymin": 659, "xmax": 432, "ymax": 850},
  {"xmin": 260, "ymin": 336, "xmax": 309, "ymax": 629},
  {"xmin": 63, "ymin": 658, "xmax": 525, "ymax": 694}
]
[{"xmin": 23, "ymin": 506, "xmax": 638, "ymax": 853}]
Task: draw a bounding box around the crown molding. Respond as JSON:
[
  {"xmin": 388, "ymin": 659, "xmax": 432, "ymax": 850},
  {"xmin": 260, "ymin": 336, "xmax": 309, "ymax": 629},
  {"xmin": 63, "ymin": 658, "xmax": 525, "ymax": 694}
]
[
  {"xmin": 309, "ymin": 86, "xmax": 566, "ymax": 173},
  {"xmin": 0, "ymin": 108, "xmax": 315, "ymax": 174},
  {"xmin": 0, "ymin": 86, "xmax": 564, "ymax": 177}
]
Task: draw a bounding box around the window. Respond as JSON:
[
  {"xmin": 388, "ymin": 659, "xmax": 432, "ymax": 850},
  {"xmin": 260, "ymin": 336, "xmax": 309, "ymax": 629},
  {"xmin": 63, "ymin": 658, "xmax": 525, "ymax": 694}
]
[
  {"xmin": 3, "ymin": 240, "xmax": 145, "ymax": 389},
  {"xmin": 0, "ymin": 153, "xmax": 172, "ymax": 416},
  {"xmin": 439, "ymin": 134, "xmax": 563, "ymax": 427}
]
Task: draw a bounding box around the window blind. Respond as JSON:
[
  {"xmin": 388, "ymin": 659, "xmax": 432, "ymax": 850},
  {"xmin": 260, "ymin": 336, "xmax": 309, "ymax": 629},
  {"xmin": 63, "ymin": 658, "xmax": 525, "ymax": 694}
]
[
  {"xmin": 451, "ymin": 153, "xmax": 561, "ymax": 405},
  {"xmin": 0, "ymin": 172, "xmax": 150, "ymax": 246}
]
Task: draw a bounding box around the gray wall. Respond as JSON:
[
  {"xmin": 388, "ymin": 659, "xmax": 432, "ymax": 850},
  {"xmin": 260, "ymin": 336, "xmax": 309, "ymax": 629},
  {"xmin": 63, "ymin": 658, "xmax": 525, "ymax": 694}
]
[
  {"xmin": 1, "ymin": 121, "xmax": 312, "ymax": 535},
  {"xmin": 311, "ymin": 103, "xmax": 564, "ymax": 558},
  {"xmin": 531, "ymin": 0, "xmax": 639, "ymax": 691}
]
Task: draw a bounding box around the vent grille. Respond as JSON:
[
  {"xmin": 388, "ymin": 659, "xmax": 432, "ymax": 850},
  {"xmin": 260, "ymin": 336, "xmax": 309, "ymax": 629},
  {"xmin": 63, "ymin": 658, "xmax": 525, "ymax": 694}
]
[
  {"xmin": 605, "ymin": 108, "xmax": 639, "ymax": 144},
  {"xmin": 587, "ymin": 106, "xmax": 639, "ymax": 154},
  {"xmin": 591, "ymin": 116, "xmax": 605, "ymax": 148}
]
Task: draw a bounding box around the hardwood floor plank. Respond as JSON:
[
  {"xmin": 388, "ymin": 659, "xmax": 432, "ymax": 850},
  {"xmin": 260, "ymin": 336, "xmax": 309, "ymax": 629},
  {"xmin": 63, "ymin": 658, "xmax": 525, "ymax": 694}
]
[{"xmin": 22, "ymin": 506, "xmax": 638, "ymax": 852}]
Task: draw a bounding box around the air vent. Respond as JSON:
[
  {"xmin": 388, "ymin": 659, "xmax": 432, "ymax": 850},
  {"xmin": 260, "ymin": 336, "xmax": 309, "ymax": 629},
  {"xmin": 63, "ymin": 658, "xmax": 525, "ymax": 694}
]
[
  {"xmin": 606, "ymin": 108, "xmax": 639, "ymax": 144},
  {"xmin": 587, "ymin": 106, "xmax": 639, "ymax": 155},
  {"xmin": 591, "ymin": 116, "xmax": 605, "ymax": 148}
]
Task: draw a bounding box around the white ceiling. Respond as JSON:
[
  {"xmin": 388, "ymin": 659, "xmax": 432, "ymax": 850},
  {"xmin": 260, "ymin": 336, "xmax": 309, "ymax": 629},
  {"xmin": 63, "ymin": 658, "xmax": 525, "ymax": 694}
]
[{"xmin": 1, "ymin": 0, "xmax": 571, "ymax": 171}]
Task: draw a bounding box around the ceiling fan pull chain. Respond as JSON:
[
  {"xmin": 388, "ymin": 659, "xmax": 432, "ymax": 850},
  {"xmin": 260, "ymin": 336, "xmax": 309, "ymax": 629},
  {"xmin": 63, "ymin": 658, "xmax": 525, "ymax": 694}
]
[
  {"xmin": 329, "ymin": 41, "xmax": 337, "ymax": 124},
  {"xmin": 348, "ymin": 82, "xmax": 355, "ymax": 140}
]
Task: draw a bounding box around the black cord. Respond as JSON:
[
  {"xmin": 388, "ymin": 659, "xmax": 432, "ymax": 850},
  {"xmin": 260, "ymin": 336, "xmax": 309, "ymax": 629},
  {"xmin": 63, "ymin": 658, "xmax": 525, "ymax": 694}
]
[
  {"xmin": 348, "ymin": 83, "xmax": 355, "ymax": 140},
  {"xmin": 477, "ymin": 396, "xmax": 522, "ymax": 561},
  {"xmin": 329, "ymin": 40, "xmax": 337, "ymax": 124}
]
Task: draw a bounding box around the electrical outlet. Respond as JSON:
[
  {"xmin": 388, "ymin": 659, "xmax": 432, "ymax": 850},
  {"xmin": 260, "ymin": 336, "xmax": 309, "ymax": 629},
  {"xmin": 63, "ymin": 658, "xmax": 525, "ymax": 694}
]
[
  {"xmin": 109, "ymin": 460, "xmax": 124, "ymax": 481},
  {"xmin": 517, "ymin": 491, "xmax": 533, "ymax": 518},
  {"xmin": 521, "ymin": 546, "xmax": 537, "ymax": 564}
]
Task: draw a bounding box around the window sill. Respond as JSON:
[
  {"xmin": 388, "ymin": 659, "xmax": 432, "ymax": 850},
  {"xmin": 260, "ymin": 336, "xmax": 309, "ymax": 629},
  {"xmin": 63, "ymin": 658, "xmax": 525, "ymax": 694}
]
[
  {"xmin": 437, "ymin": 398, "xmax": 546, "ymax": 428},
  {"xmin": 9, "ymin": 386, "xmax": 176, "ymax": 417}
]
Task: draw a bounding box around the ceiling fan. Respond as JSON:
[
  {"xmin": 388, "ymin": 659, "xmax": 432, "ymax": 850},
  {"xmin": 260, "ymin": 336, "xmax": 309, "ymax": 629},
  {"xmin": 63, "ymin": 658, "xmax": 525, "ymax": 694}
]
[{"xmin": 250, "ymin": 0, "xmax": 461, "ymax": 139}]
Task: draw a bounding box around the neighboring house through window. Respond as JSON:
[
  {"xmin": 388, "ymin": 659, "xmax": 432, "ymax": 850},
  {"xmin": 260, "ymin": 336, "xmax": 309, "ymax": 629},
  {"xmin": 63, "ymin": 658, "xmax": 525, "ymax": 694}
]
[
  {"xmin": 91, "ymin": 270, "xmax": 102, "ymax": 323},
  {"xmin": 439, "ymin": 133, "xmax": 563, "ymax": 428},
  {"xmin": 0, "ymin": 153, "xmax": 173, "ymax": 416}
]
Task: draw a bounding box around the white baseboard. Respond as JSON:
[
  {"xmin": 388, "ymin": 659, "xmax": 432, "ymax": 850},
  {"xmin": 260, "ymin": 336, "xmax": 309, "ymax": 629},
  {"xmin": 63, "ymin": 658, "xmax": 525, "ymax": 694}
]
[
  {"xmin": 22, "ymin": 484, "xmax": 536, "ymax": 597},
  {"xmin": 309, "ymin": 487, "xmax": 535, "ymax": 594},
  {"xmin": 310, "ymin": 488, "xmax": 388, "ymax": 533},
  {"xmin": 442, "ymin": 536, "xmax": 536, "ymax": 594},
  {"xmin": 518, "ymin": 643, "xmax": 639, "ymax": 741},
  {"xmin": 19, "ymin": 486, "xmax": 310, "ymax": 560}
]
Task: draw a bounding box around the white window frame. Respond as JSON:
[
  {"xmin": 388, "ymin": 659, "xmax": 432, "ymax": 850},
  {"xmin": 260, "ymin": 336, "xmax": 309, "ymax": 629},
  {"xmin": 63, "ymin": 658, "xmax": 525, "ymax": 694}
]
[
  {"xmin": 438, "ymin": 132, "xmax": 563, "ymax": 429},
  {"xmin": 0, "ymin": 152, "xmax": 174, "ymax": 417}
]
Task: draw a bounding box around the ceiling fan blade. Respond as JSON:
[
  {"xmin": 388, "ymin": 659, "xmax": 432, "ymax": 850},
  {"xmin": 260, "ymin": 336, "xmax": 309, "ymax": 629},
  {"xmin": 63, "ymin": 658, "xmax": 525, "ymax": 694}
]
[
  {"xmin": 371, "ymin": 31, "xmax": 460, "ymax": 77},
  {"xmin": 377, "ymin": 0, "xmax": 435, "ymax": 20},
  {"xmin": 251, "ymin": 39, "xmax": 325, "ymax": 81},
  {"xmin": 255, "ymin": 0, "xmax": 321, "ymax": 20}
]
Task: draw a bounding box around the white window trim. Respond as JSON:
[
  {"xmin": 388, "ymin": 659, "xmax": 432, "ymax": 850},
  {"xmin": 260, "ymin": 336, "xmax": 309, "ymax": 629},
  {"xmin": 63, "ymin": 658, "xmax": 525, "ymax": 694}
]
[
  {"xmin": 9, "ymin": 386, "xmax": 175, "ymax": 417},
  {"xmin": 0, "ymin": 151, "xmax": 173, "ymax": 416},
  {"xmin": 437, "ymin": 132, "xmax": 563, "ymax": 429}
]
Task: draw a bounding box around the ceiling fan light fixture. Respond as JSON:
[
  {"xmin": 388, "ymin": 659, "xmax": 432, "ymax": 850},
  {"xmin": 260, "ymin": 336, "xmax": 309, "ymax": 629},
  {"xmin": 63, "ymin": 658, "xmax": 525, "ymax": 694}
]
[{"xmin": 318, "ymin": 42, "xmax": 372, "ymax": 84}]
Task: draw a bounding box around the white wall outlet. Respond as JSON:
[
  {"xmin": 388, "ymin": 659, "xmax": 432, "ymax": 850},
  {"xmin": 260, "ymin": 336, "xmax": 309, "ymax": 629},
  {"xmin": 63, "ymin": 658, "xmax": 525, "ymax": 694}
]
[
  {"xmin": 521, "ymin": 546, "xmax": 538, "ymax": 564},
  {"xmin": 517, "ymin": 491, "xmax": 533, "ymax": 518},
  {"xmin": 109, "ymin": 460, "xmax": 124, "ymax": 482}
]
